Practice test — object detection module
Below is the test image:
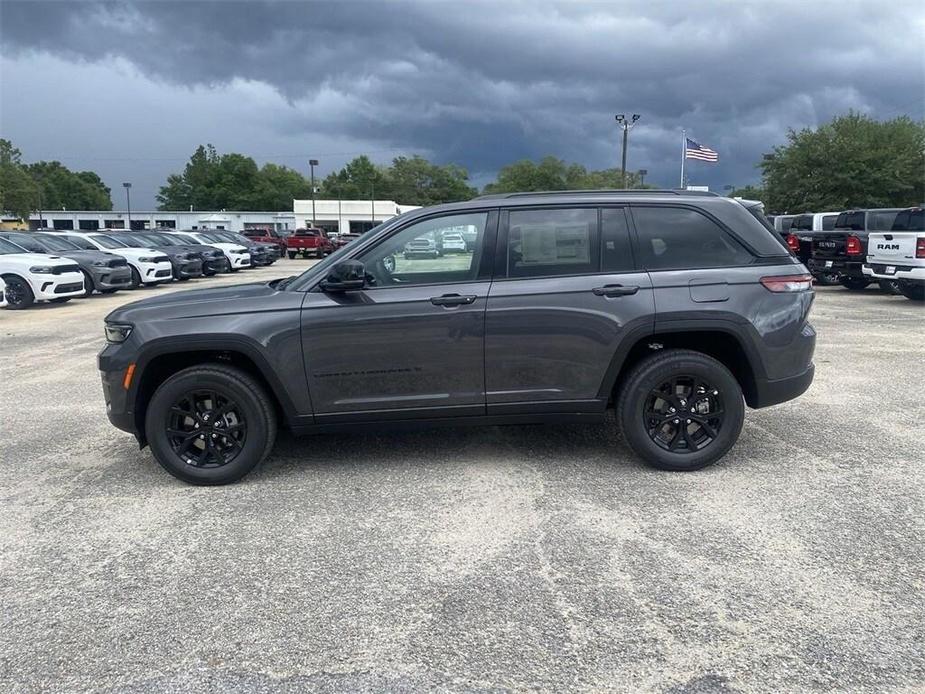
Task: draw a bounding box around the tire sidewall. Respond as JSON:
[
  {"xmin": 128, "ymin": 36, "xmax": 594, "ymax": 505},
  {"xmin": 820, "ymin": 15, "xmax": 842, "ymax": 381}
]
[
  {"xmin": 3, "ymin": 276, "xmax": 34, "ymax": 309},
  {"xmin": 620, "ymin": 353, "xmax": 745, "ymax": 471},
  {"xmin": 145, "ymin": 370, "xmax": 270, "ymax": 485}
]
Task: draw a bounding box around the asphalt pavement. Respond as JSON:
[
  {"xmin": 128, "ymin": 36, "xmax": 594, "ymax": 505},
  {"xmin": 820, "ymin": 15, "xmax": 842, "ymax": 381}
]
[{"xmin": 1, "ymin": 261, "xmax": 923, "ymax": 692}]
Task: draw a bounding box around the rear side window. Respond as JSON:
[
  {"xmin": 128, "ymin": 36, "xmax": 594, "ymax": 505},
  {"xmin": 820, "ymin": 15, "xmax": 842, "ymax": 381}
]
[
  {"xmin": 790, "ymin": 215, "xmax": 813, "ymax": 231},
  {"xmin": 507, "ymin": 208, "xmax": 599, "ymax": 278},
  {"xmin": 632, "ymin": 206, "xmax": 754, "ymax": 270},
  {"xmin": 821, "ymin": 215, "xmax": 837, "ymax": 230}
]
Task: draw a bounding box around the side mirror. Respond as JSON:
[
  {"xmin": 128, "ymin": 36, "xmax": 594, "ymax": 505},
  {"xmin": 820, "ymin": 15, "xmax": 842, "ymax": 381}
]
[{"xmin": 321, "ymin": 259, "xmax": 366, "ymax": 292}]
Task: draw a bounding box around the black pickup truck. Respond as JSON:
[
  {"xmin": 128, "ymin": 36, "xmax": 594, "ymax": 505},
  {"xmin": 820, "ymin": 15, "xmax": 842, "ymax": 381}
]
[{"xmin": 808, "ymin": 209, "xmax": 904, "ymax": 290}]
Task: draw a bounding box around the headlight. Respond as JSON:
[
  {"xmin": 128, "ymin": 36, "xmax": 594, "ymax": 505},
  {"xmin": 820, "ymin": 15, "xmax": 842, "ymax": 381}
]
[
  {"xmin": 29, "ymin": 266, "xmax": 55, "ymax": 274},
  {"xmin": 104, "ymin": 323, "xmax": 133, "ymax": 343},
  {"xmin": 138, "ymin": 256, "xmax": 158, "ymax": 262},
  {"xmin": 92, "ymin": 260, "xmax": 108, "ymax": 267}
]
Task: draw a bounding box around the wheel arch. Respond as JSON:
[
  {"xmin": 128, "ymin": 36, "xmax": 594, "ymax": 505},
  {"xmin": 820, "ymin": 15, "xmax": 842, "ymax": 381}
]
[
  {"xmin": 131, "ymin": 341, "xmax": 297, "ymax": 443},
  {"xmin": 600, "ymin": 325, "xmax": 763, "ymax": 408}
]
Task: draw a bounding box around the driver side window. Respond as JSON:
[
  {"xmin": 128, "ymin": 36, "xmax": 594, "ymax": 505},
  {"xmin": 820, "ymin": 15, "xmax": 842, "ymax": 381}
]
[{"xmin": 359, "ymin": 212, "xmax": 487, "ymax": 287}]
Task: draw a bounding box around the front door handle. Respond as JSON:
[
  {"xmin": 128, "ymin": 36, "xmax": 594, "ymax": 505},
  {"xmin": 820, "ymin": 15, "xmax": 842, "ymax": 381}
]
[
  {"xmin": 592, "ymin": 284, "xmax": 639, "ymax": 297},
  {"xmin": 430, "ymin": 293, "xmax": 477, "ymax": 307}
]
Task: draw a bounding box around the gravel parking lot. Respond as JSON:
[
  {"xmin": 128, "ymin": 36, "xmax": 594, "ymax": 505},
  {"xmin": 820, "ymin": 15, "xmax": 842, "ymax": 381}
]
[{"xmin": 1, "ymin": 260, "xmax": 922, "ymax": 692}]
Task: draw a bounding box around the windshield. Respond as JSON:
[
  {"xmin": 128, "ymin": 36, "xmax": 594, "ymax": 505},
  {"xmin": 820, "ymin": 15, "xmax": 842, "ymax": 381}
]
[
  {"xmin": 104, "ymin": 233, "xmax": 149, "ymax": 248},
  {"xmin": 197, "ymin": 232, "xmax": 227, "ymax": 244},
  {"xmin": 36, "ymin": 234, "xmax": 80, "ymax": 252},
  {"xmin": 174, "ymin": 234, "xmax": 199, "ymax": 244},
  {"xmin": 0, "ymin": 237, "xmax": 28, "ymax": 254},
  {"xmin": 222, "ymin": 232, "xmax": 250, "ymax": 244},
  {"xmin": 90, "ymin": 234, "xmax": 130, "ymax": 249},
  {"xmin": 62, "ymin": 235, "xmax": 97, "ymax": 250},
  {"xmin": 152, "ymin": 234, "xmax": 186, "ymax": 246}
]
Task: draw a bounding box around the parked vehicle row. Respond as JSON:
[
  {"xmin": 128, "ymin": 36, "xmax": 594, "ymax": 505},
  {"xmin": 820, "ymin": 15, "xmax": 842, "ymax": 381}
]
[
  {"xmin": 0, "ymin": 228, "xmax": 277, "ymax": 310},
  {"xmin": 769, "ymin": 206, "xmax": 924, "ymax": 300}
]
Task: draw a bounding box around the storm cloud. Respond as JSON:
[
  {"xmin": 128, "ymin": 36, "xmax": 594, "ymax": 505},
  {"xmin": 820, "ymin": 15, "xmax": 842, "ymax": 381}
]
[{"xmin": 2, "ymin": 0, "xmax": 923, "ymax": 207}]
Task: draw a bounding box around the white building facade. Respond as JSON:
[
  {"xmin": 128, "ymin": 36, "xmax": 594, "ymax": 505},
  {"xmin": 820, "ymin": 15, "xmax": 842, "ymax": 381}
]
[{"xmin": 28, "ymin": 199, "xmax": 420, "ymax": 235}]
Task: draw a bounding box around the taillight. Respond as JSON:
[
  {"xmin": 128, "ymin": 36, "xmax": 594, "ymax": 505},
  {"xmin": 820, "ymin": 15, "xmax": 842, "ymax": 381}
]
[
  {"xmin": 916, "ymin": 237, "xmax": 925, "ymax": 259},
  {"xmin": 846, "ymin": 235, "xmax": 862, "ymax": 255},
  {"xmin": 786, "ymin": 234, "xmax": 800, "ymax": 253},
  {"xmin": 760, "ymin": 274, "xmax": 813, "ymax": 292}
]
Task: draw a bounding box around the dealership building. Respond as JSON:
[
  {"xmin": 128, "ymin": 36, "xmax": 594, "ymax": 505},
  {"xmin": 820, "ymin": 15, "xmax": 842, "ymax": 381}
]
[{"xmin": 26, "ymin": 199, "xmax": 419, "ymax": 235}]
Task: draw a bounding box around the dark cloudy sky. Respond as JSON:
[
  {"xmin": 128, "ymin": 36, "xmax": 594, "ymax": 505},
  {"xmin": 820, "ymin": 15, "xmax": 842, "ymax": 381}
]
[{"xmin": 1, "ymin": 1, "xmax": 923, "ymax": 209}]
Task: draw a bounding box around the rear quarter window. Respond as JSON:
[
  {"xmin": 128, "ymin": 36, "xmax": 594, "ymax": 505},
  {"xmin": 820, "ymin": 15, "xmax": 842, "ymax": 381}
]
[
  {"xmin": 835, "ymin": 212, "xmax": 864, "ymax": 230},
  {"xmin": 821, "ymin": 215, "xmax": 837, "ymax": 230},
  {"xmin": 631, "ymin": 206, "xmax": 755, "ymax": 270}
]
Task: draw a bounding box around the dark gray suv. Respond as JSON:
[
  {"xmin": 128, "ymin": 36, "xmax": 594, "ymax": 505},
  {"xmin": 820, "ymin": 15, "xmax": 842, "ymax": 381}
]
[{"xmin": 99, "ymin": 190, "xmax": 816, "ymax": 485}]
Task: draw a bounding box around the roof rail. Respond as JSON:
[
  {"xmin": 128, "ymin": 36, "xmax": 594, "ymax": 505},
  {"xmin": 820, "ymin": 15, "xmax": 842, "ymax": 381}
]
[{"xmin": 474, "ymin": 189, "xmax": 720, "ymax": 200}]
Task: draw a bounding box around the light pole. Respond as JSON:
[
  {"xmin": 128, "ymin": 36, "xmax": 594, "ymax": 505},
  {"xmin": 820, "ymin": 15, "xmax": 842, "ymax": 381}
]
[
  {"xmin": 615, "ymin": 114, "xmax": 641, "ymax": 188},
  {"xmin": 370, "ymin": 181, "xmax": 375, "ymax": 228},
  {"xmin": 638, "ymin": 169, "xmax": 648, "ymax": 187},
  {"xmin": 308, "ymin": 159, "xmax": 319, "ymax": 227},
  {"xmin": 122, "ymin": 182, "xmax": 132, "ymax": 229}
]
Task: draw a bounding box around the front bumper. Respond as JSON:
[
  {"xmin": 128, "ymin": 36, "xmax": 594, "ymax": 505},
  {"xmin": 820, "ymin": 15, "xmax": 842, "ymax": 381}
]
[
  {"xmin": 230, "ymin": 254, "xmax": 251, "ymax": 268},
  {"xmin": 138, "ymin": 261, "xmax": 173, "ymax": 284},
  {"xmin": 862, "ymin": 263, "xmax": 925, "ymax": 282},
  {"xmin": 90, "ymin": 265, "xmax": 133, "ymax": 290},
  {"xmin": 33, "ymin": 272, "xmax": 86, "ymax": 300},
  {"xmin": 100, "ymin": 365, "xmax": 136, "ymax": 434},
  {"xmin": 205, "ymin": 257, "xmax": 231, "ymax": 274},
  {"xmin": 174, "ymin": 259, "xmax": 204, "ymax": 279}
]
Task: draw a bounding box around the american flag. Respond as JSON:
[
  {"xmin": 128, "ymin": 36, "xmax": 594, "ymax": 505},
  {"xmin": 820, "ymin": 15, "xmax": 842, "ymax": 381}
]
[{"xmin": 685, "ymin": 138, "xmax": 719, "ymax": 162}]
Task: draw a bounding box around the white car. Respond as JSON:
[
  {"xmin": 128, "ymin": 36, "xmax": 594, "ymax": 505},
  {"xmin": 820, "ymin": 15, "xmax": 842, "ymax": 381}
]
[
  {"xmin": 0, "ymin": 236, "xmax": 85, "ymax": 309},
  {"xmin": 165, "ymin": 231, "xmax": 251, "ymax": 270},
  {"xmin": 440, "ymin": 232, "xmax": 468, "ymax": 253},
  {"xmin": 862, "ymin": 207, "xmax": 925, "ymax": 301},
  {"xmin": 0, "ymin": 277, "xmax": 6, "ymax": 309},
  {"xmin": 56, "ymin": 232, "xmax": 173, "ymax": 287}
]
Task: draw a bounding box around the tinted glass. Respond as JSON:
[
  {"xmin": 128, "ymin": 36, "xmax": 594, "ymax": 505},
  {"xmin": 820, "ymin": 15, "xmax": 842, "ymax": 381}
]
[
  {"xmin": 834, "ymin": 212, "xmax": 864, "ymax": 230},
  {"xmin": 868, "ymin": 210, "xmax": 900, "ymax": 231},
  {"xmin": 62, "ymin": 235, "xmax": 97, "ymax": 250},
  {"xmin": 821, "ymin": 215, "xmax": 837, "ymax": 230},
  {"xmin": 601, "ymin": 208, "xmax": 634, "ymax": 272},
  {"xmin": 790, "ymin": 215, "xmax": 813, "ymax": 231},
  {"xmin": 90, "ymin": 235, "xmax": 129, "ymax": 249},
  {"xmin": 0, "ymin": 237, "xmax": 27, "ymax": 254},
  {"xmin": 508, "ymin": 208, "xmax": 598, "ymax": 278},
  {"xmin": 359, "ymin": 212, "xmax": 487, "ymax": 287},
  {"xmin": 1, "ymin": 233, "xmax": 44, "ymax": 252},
  {"xmin": 36, "ymin": 234, "xmax": 80, "ymax": 251},
  {"xmin": 891, "ymin": 209, "xmax": 924, "ymax": 231},
  {"xmin": 632, "ymin": 206, "xmax": 754, "ymax": 270},
  {"xmin": 779, "ymin": 216, "xmax": 795, "ymax": 232}
]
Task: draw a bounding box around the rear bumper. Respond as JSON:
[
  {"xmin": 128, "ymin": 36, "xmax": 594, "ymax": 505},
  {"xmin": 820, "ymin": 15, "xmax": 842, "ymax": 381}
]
[
  {"xmin": 752, "ymin": 362, "xmax": 815, "ymax": 409},
  {"xmin": 862, "ymin": 264, "xmax": 925, "ymax": 282},
  {"xmin": 808, "ymin": 258, "xmax": 864, "ymax": 278}
]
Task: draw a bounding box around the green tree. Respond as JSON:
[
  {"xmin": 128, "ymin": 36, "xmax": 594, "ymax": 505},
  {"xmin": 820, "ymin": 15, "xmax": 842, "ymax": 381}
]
[
  {"xmin": 320, "ymin": 155, "xmax": 389, "ymax": 201},
  {"xmin": 760, "ymin": 112, "xmax": 925, "ymax": 213},
  {"xmin": 26, "ymin": 160, "xmax": 112, "ymax": 210},
  {"xmin": 483, "ymin": 156, "xmax": 644, "ymax": 194},
  {"xmin": 387, "ymin": 155, "xmax": 476, "ymax": 205},
  {"xmin": 249, "ymin": 163, "xmax": 312, "ymax": 211},
  {"xmin": 727, "ymin": 184, "xmax": 766, "ymax": 202},
  {"xmin": 0, "ymin": 139, "xmax": 40, "ymax": 219}
]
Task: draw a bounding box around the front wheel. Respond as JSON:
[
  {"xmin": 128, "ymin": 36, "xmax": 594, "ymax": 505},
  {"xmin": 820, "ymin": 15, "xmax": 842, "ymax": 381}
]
[
  {"xmin": 897, "ymin": 280, "xmax": 925, "ymax": 301},
  {"xmin": 616, "ymin": 349, "xmax": 745, "ymax": 471},
  {"xmin": 81, "ymin": 270, "xmax": 95, "ymax": 297},
  {"xmin": 145, "ymin": 364, "xmax": 277, "ymax": 485},
  {"xmin": 129, "ymin": 266, "xmax": 141, "ymax": 289},
  {"xmin": 287, "ymin": 251, "xmax": 296, "ymax": 260},
  {"xmin": 840, "ymin": 276, "xmax": 870, "ymax": 291},
  {"xmin": 2, "ymin": 276, "xmax": 35, "ymax": 309}
]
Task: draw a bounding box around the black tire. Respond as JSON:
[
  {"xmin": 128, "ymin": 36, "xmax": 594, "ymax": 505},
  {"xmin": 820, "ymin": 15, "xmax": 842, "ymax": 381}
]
[
  {"xmin": 878, "ymin": 279, "xmax": 901, "ymax": 295},
  {"xmin": 145, "ymin": 364, "xmax": 277, "ymax": 485},
  {"xmin": 897, "ymin": 281, "xmax": 925, "ymax": 301},
  {"xmin": 287, "ymin": 251, "xmax": 296, "ymax": 260},
  {"xmin": 616, "ymin": 349, "xmax": 745, "ymax": 471},
  {"xmin": 840, "ymin": 276, "xmax": 870, "ymax": 291},
  {"xmin": 81, "ymin": 270, "xmax": 95, "ymax": 297},
  {"xmin": 129, "ymin": 266, "xmax": 142, "ymax": 289},
  {"xmin": 177, "ymin": 276, "xmax": 190, "ymax": 282},
  {"xmin": 2, "ymin": 275, "xmax": 34, "ymax": 309}
]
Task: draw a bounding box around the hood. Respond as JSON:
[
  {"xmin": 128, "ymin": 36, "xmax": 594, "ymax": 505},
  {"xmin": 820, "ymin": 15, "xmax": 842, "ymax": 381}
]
[
  {"xmin": 56, "ymin": 249, "xmax": 123, "ymax": 264},
  {"xmin": 114, "ymin": 247, "xmax": 165, "ymax": 259},
  {"xmin": 106, "ymin": 280, "xmax": 293, "ymax": 324},
  {"xmin": 0, "ymin": 252, "xmax": 80, "ymax": 268}
]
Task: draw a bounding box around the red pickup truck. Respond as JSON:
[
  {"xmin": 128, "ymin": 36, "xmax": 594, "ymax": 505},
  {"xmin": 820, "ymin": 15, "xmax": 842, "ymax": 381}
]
[
  {"xmin": 241, "ymin": 227, "xmax": 287, "ymax": 255},
  {"xmin": 286, "ymin": 227, "xmax": 335, "ymax": 259}
]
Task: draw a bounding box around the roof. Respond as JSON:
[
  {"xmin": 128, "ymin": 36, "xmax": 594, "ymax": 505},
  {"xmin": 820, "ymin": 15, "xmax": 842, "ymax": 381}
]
[{"xmin": 474, "ymin": 189, "xmax": 720, "ymax": 201}]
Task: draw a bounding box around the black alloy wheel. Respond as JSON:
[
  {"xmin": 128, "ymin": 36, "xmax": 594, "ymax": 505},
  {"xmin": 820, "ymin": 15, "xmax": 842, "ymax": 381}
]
[
  {"xmin": 2, "ymin": 276, "xmax": 34, "ymax": 309},
  {"xmin": 644, "ymin": 376, "xmax": 724, "ymax": 453},
  {"xmin": 166, "ymin": 389, "xmax": 247, "ymax": 468}
]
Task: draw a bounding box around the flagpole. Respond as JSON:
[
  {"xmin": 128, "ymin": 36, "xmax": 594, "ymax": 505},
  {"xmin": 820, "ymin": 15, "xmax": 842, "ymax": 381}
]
[{"xmin": 679, "ymin": 129, "xmax": 686, "ymax": 189}]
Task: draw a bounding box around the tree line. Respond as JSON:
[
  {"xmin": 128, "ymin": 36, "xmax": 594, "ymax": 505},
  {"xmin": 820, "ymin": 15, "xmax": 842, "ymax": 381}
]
[{"xmin": 2, "ymin": 113, "xmax": 922, "ymax": 219}]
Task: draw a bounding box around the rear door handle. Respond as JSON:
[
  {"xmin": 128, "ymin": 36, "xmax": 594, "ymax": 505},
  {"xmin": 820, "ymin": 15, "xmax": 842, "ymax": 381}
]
[
  {"xmin": 430, "ymin": 293, "xmax": 477, "ymax": 306},
  {"xmin": 592, "ymin": 284, "xmax": 639, "ymax": 297}
]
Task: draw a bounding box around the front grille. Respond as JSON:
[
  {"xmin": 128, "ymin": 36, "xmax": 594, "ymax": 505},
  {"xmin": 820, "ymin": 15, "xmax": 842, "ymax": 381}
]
[
  {"xmin": 54, "ymin": 282, "xmax": 83, "ymax": 294},
  {"xmin": 154, "ymin": 269, "xmax": 171, "ymax": 278},
  {"xmin": 154, "ymin": 255, "xmax": 170, "ymax": 264},
  {"xmin": 52, "ymin": 264, "xmax": 80, "ymax": 275},
  {"xmin": 107, "ymin": 258, "xmax": 128, "ymax": 268}
]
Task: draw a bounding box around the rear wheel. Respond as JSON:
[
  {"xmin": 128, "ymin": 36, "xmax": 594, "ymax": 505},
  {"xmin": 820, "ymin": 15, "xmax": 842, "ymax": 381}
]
[
  {"xmin": 616, "ymin": 349, "xmax": 745, "ymax": 471},
  {"xmin": 878, "ymin": 279, "xmax": 901, "ymax": 294},
  {"xmin": 145, "ymin": 364, "xmax": 277, "ymax": 485},
  {"xmin": 2, "ymin": 275, "xmax": 34, "ymax": 309},
  {"xmin": 287, "ymin": 251, "xmax": 296, "ymax": 259},
  {"xmin": 897, "ymin": 281, "xmax": 925, "ymax": 301},
  {"xmin": 840, "ymin": 276, "xmax": 870, "ymax": 291}
]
